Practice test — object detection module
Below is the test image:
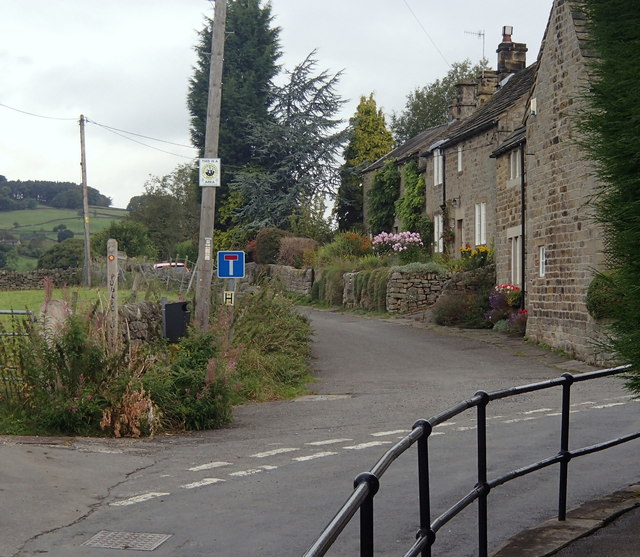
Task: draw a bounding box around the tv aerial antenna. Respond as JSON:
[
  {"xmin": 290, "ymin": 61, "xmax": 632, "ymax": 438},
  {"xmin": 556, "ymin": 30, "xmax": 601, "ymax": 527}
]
[{"xmin": 465, "ymin": 29, "xmax": 486, "ymax": 61}]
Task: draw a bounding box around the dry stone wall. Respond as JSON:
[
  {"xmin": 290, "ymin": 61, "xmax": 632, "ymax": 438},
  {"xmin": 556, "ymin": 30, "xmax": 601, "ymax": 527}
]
[
  {"xmin": 386, "ymin": 271, "xmax": 446, "ymax": 313},
  {"xmin": 0, "ymin": 268, "xmax": 81, "ymax": 291}
]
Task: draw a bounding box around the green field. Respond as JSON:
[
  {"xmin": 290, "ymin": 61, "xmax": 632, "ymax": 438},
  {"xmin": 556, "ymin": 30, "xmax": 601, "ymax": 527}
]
[
  {"xmin": 0, "ymin": 205, "xmax": 128, "ymax": 271},
  {"xmin": 0, "ymin": 205, "xmax": 127, "ymax": 240}
]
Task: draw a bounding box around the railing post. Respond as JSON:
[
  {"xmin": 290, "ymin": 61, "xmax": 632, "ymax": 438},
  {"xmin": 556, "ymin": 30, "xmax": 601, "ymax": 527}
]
[
  {"xmin": 475, "ymin": 391, "xmax": 490, "ymax": 557},
  {"xmin": 354, "ymin": 472, "xmax": 379, "ymax": 557},
  {"xmin": 558, "ymin": 373, "xmax": 574, "ymax": 521},
  {"xmin": 413, "ymin": 419, "xmax": 435, "ymax": 557}
]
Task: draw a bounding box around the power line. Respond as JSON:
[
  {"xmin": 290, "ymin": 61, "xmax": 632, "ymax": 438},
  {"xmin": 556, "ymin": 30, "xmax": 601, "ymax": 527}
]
[
  {"xmin": 402, "ymin": 0, "xmax": 450, "ymax": 68},
  {"xmin": 89, "ymin": 122, "xmax": 196, "ymax": 159},
  {"xmin": 0, "ymin": 102, "xmax": 76, "ymax": 121},
  {"xmin": 86, "ymin": 118, "xmax": 196, "ymax": 149},
  {"xmin": 1, "ymin": 101, "xmax": 197, "ymax": 159}
]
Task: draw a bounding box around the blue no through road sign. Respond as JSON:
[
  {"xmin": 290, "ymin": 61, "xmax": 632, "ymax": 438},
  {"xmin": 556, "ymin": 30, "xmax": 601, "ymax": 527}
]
[{"xmin": 217, "ymin": 251, "xmax": 245, "ymax": 278}]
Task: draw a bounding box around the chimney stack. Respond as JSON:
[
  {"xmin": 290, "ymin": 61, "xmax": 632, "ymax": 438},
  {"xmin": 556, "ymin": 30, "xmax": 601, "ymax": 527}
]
[
  {"xmin": 449, "ymin": 80, "xmax": 477, "ymax": 120},
  {"xmin": 497, "ymin": 26, "xmax": 527, "ymax": 81}
]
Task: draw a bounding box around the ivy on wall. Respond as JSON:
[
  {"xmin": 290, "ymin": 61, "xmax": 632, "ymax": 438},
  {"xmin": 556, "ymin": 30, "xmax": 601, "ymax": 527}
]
[{"xmin": 395, "ymin": 160, "xmax": 433, "ymax": 245}]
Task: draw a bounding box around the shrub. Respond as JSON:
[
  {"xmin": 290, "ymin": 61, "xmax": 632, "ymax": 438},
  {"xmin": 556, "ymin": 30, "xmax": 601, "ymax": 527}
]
[
  {"xmin": 508, "ymin": 309, "xmax": 528, "ymax": 334},
  {"xmin": 351, "ymin": 268, "xmax": 391, "ymax": 311},
  {"xmin": 232, "ymin": 288, "xmax": 312, "ymax": 400},
  {"xmin": 586, "ymin": 271, "xmax": 619, "ymax": 320},
  {"xmin": 459, "ymin": 244, "xmax": 494, "ymax": 270},
  {"xmin": 142, "ymin": 328, "xmax": 233, "ymax": 432},
  {"xmin": 432, "ymin": 291, "xmax": 491, "ymax": 328},
  {"xmin": 277, "ymin": 237, "xmax": 318, "ymax": 268},
  {"xmin": 255, "ymin": 227, "xmax": 291, "ymax": 264},
  {"xmin": 317, "ymin": 232, "xmax": 372, "ymax": 265}
]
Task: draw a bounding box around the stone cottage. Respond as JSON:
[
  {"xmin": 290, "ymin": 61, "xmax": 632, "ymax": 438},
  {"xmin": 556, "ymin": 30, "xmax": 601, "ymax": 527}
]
[
  {"xmin": 492, "ymin": 0, "xmax": 605, "ymax": 361},
  {"xmin": 362, "ymin": 0, "xmax": 609, "ymax": 363}
]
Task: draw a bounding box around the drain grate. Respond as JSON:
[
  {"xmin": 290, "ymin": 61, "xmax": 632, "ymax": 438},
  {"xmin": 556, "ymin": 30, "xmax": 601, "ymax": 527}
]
[{"xmin": 82, "ymin": 531, "xmax": 172, "ymax": 551}]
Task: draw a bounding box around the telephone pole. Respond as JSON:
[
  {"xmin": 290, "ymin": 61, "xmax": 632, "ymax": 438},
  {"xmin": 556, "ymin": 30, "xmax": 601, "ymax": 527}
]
[
  {"xmin": 195, "ymin": 0, "xmax": 227, "ymax": 330},
  {"xmin": 79, "ymin": 115, "xmax": 91, "ymax": 287}
]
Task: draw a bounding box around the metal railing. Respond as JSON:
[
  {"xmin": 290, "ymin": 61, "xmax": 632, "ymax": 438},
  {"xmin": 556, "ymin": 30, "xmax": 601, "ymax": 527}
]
[
  {"xmin": 303, "ymin": 365, "xmax": 637, "ymax": 557},
  {"xmin": 0, "ymin": 309, "xmax": 35, "ymax": 336}
]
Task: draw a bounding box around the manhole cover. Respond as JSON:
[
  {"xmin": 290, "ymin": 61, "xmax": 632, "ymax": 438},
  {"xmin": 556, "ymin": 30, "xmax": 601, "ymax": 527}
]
[{"xmin": 82, "ymin": 531, "xmax": 172, "ymax": 551}]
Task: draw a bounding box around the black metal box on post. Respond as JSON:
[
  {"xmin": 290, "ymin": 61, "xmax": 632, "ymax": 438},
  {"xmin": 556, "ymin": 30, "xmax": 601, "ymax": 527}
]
[{"xmin": 162, "ymin": 300, "xmax": 190, "ymax": 343}]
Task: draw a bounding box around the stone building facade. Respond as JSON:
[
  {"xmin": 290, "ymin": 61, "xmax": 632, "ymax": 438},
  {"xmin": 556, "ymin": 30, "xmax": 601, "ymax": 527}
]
[
  {"xmin": 518, "ymin": 0, "xmax": 606, "ymax": 361},
  {"xmin": 361, "ymin": 0, "xmax": 611, "ymax": 363}
]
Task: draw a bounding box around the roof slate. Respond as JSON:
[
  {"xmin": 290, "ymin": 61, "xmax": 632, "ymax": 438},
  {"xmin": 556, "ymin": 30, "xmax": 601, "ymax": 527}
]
[
  {"xmin": 439, "ymin": 63, "xmax": 538, "ymax": 149},
  {"xmin": 363, "ymin": 123, "xmax": 448, "ymax": 173}
]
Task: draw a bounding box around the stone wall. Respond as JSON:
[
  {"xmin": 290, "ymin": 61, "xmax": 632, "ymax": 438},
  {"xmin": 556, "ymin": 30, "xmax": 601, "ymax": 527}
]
[
  {"xmin": 0, "ymin": 268, "xmax": 82, "ymax": 291},
  {"xmin": 386, "ymin": 271, "xmax": 447, "ymax": 313},
  {"xmin": 524, "ymin": 0, "xmax": 605, "ymax": 363},
  {"xmin": 267, "ymin": 264, "xmax": 315, "ymax": 296},
  {"xmin": 119, "ymin": 301, "xmax": 163, "ymax": 343}
]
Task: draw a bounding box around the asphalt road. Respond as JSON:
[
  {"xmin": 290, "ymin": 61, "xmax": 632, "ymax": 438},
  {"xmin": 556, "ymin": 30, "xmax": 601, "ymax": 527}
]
[{"xmin": 1, "ymin": 309, "xmax": 638, "ymax": 556}]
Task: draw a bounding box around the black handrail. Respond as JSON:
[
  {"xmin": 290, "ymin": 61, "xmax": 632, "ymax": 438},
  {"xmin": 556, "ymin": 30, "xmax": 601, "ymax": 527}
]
[{"xmin": 303, "ymin": 364, "xmax": 635, "ymax": 557}]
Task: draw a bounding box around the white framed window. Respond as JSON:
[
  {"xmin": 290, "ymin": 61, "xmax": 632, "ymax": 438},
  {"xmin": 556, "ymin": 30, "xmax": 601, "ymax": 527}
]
[
  {"xmin": 474, "ymin": 202, "xmax": 487, "ymax": 246},
  {"xmin": 539, "ymin": 246, "xmax": 546, "ymax": 277},
  {"xmin": 457, "ymin": 145, "xmax": 463, "ymax": 173},
  {"xmin": 509, "ymin": 149, "xmax": 521, "ymax": 180},
  {"xmin": 433, "ymin": 149, "xmax": 443, "ymax": 186},
  {"xmin": 434, "ymin": 214, "xmax": 444, "ymax": 253},
  {"xmin": 510, "ymin": 235, "xmax": 522, "ymax": 286}
]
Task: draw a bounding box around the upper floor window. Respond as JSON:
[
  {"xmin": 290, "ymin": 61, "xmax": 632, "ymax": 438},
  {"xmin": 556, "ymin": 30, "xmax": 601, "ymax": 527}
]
[
  {"xmin": 509, "ymin": 149, "xmax": 521, "ymax": 180},
  {"xmin": 457, "ymin": 145, "xmax": 463, "ymax": 173},
  {"xmin": 433, "ymin": 149, "xmax": 443, "ymax": 186}
]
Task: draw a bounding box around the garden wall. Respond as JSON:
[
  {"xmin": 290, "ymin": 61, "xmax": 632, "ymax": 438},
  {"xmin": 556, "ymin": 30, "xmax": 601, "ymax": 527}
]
[
  {"xmin": 386, "ymin": 271, "xmax": 446, "ymax": 313},
  {"xmin": 258, "ymin": 263, "xmax": 495, "ymax": 315},
  {"xmin": 0, "ymin": 268, "xmax": 82, "ymax": 290}
]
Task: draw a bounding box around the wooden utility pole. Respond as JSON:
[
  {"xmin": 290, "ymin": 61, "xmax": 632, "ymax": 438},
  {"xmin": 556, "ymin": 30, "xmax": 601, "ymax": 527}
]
[
  {"xmin": 79, "ymin": 115, "xmax": 91, "ymax": 287},
  {"xmin": 195, "ymin": 0, "xmax": 226, "ymax": 330}
]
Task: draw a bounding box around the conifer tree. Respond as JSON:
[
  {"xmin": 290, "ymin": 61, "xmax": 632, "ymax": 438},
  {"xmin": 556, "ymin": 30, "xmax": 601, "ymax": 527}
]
[
  {"xmin": 580, "ymin": 0, "xmax": 640, "ymax": 379},
  {"xmin": 231, "ymin": 52, "xmax": 347, "ymax": 229},
  {"xmin": 335, "ymin": 94, "xmax": 394, "ymax": 231},
  {"xmin": 187, "ymin": 0, "xmax": 281, "ymax": 227}
]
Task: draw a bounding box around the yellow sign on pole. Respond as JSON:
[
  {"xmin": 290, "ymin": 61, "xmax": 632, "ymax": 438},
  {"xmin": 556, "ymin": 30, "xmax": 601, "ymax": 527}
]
[{"xmin": 224, "ymin": 291, "xmax": 235, "ymax": 306}]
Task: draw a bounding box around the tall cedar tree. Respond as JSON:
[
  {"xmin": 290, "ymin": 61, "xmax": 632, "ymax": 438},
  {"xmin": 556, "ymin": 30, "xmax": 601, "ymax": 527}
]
[
  {"xmin": 231, "ymin": 52, "xmax": 347, "ymax": 229},
  {"xmin": 580, "ymin": 0, "xmax": 640, "ymax": 379},
  {"xmin": 187, "ymin": 0, "xmax": 281, "ymax": 228},
  {"xmin": 391, "ymin": 59, "xmax": 488, "ymax": 143},
  {"xmin": 335, "ymin": 94, "xmax": 394, "ymax": 231}
]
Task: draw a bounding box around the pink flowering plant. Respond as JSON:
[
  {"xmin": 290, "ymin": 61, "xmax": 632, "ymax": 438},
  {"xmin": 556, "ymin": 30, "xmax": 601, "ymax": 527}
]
[
  {"xmin": 485, "ymin": 284, "xmax": 527, "ymax": 334},
  {"xmin": 372, "ymin": 231, "xmax": 425, "ymax": 263}
]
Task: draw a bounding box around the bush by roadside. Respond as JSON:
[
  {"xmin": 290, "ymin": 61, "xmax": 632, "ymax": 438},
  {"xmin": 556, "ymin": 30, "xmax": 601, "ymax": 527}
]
[{"xmin": 0, "ymin": 287, "xmax": 312, "ymax": 437}]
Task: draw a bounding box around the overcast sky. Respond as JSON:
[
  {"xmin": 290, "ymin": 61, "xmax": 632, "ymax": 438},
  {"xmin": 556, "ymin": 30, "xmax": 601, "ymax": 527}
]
[{"xmin": 1, "ymin": 0, "xmax": 553, "ymax": 208}]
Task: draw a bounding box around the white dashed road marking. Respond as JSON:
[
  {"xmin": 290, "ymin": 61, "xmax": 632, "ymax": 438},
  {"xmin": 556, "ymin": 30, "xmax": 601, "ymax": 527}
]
[
  {"xmin": 230, "ymin": 469, "xmax": 264, "ymax": 477},
  {"xmin": 293, "ymin": 452, "xmax": 338, "ymax": 462},
  {"xmin": 188, "ymin": 461, "xmax": 231, "ymax": 472},
  {"xmin": 251, "ymin": 448, "xmax": 299, "ymax": 458},
  {"xmin": 110, "ymin": 492, "xmax": 170, "ymax": 507},
  {"xmin": 181, "ymin": 478, "xmax": 225, "ymax": 489},
  {"xmin": 306, "ymin": 438, "xmax": 352, "ymax": 446},
  {"xmin": 343, "ymin": 441, "xmax": 392, "ymax": 450},
  {"xmin": 371, "ymin": 430, "xmax": 407, "ymax": 437}
]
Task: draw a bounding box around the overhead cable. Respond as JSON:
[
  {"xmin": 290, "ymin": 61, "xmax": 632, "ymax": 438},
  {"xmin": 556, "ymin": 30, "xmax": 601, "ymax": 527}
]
[{"xmin": 402, "ymin": 0, "xmax": 451, "ymax": 68}]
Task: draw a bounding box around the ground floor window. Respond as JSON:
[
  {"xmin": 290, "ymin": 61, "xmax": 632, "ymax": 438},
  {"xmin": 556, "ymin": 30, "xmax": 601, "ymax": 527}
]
[
  {"xmin": 510, "ymin": 235, "xmax": 522, "ymax": 286},
  {"xmin": 475, "ymin": 202, "xmax": 486, "ymax": 245},
  {"xmin": 434, "ymin": 214, "xmax": 444, "ymax": 253}
]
